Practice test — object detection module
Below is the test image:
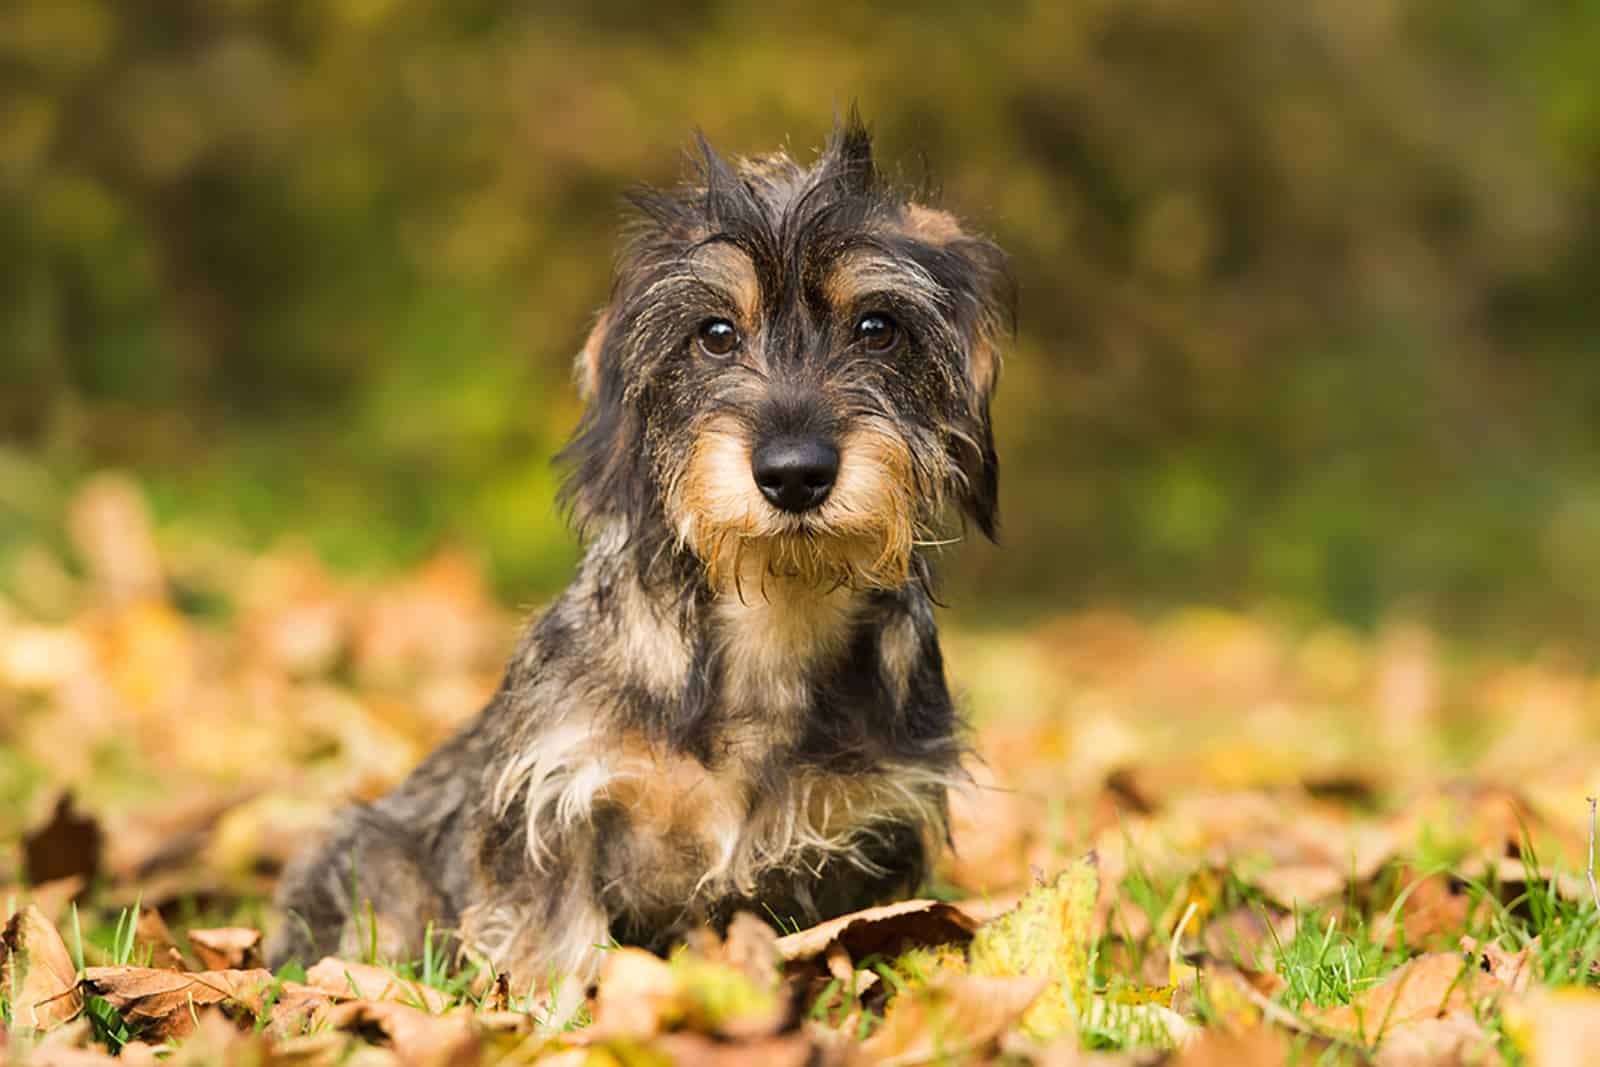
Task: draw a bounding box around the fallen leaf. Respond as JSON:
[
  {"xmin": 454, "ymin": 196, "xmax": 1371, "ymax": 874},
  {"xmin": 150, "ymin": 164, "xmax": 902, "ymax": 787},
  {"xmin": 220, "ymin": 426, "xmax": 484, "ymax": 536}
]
[
  {"xmin": 1200, "ymin": 906, "xmax": 1296, "ymax": 971},
  {"xmin": 652, "ymin": 1032, "xmax": 820, "ymax": 1067},
  {"xmin": 1167, "ymin": 1027, "xmax": 1299, "ymax": 1067},
  {"xmin": 1465, "ymin": 940, "xmax": 1542, "ymax": 998},
  {"xmin": 860, "ymin": 975, "xmax": 1048, "ymax": 1066},
  {"xmin": 134, "ymin": 908, "xmax": 185, "ymax": 969},
  {"xmin": 969, "ymin": 855, "xmax": 1099, "ymax": 1041},
  {"xmin": 711, "ymin": 911, "xmax": 781, "ymax": 991},
  {"xmin": 0, "ymin": 876, "xmax": 85, "ymax": 927},
  {"xmin": 1503, "ymin": 987, "xmax": 1600, "ymax": 1067},
  {"xmin": 303, "ymin": 957, "xmax": 451, "ymax": 1013},
  {"xmin": 590, "ymin": 944, "xmax": 787, "ymax": 1040},
  {"xmin": 1249, "ymin": 862, "xmax": 1344, "ymax": 908},
  {"xmin": 22, "ymin": 1046, "xmax": 124, "ymax": 1067},
  {"xmin": 1375, "ymin": 871, "xmax": 1472, "ymax": 949},
  {"xmin": 1083, "ymin": 996, "xmax": 1193, "ymax": 1048},
  {"xmin": 259, "ymin": 980, "xmax": 337, "ymax": 1037},
  {"xmin": 1375, "ymin": 1010, "xmax": 1502, "ymax": 1066},
  {"xmin": 322, "ymin": 1000, "xmax": 474, "ymax": 1061},
  {"xmin": 1308, "ymin": 953, "xmax": 1498, "ymax": 1044},
  {"xmin": 590, "ymin": 948, "xmax": 681, "ymax": 1039},
  {"xmin": 23, "ymin": 794, "xmax": 102, "ymax": 890},
  {"xmin": 80, "ymin": 966, "xmax": 274, "ymax": 1040},
  {"xmin": 774, "ymin": 898, "xmax": 977, "ymax": 967},
  {"xmin": 187, "ymin": 927, "xmax": 262, "ymax": 971},
  {"xmin": 1, "ymin": 905, "xmax": 84, "ymax": 1030}
]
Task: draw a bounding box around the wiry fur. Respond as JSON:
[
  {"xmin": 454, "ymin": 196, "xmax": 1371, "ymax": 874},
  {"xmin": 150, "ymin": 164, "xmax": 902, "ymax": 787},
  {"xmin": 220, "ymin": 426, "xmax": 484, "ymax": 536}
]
[{"xmin": 269, "ymin": 114, "xmax": 1012, "ymax": 992}]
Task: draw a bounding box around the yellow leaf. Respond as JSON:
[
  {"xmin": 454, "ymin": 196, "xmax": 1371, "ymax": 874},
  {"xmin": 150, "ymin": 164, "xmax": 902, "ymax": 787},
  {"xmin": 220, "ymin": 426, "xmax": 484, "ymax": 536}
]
[{"xmin": 968, "ymin": 854, "xmax": 1099, "ymax": 1041}]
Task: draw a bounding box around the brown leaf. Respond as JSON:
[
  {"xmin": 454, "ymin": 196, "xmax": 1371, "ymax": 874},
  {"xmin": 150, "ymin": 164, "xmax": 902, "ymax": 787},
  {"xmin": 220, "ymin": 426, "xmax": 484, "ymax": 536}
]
[
  {"xmin": 1375, "ymin": 1010, "xmax": 1503, "ymax": 1066},
  {"xmin": 187, "ymin": 927, "xmax": 262, "ymax": 971},
  {"xmin": 0, "ymin": 877, "xmax": 85, "ymax": 928},
  {"xmin": 1503, "ymin": 987, "xmax": 1600, "ymax": 1067},
  {"xmin": 689, "ymin": 911, "xmax": 781, "ymax": 992},
  {"xmin": 23, "ymin": 794, "xmax": 102, "ymax": 890},
  {"xmin": 591, "ymin": 948, "xmax": 682, "ymax": 1039},
  {"xmin": 1309, "ymin": 953, "xmax": 1499, "ymax": 1044},
  {"xmin": 774, "ymin": 899, "xmax": 977, "ymax": 967},
  {"xmin": 22, "ymin": 1046, "xmax": 124, "ymax": 1067},
  {"xmin": 1475, "ymin": 938, "xmax": 1536, "ymax": 996},
  {"xmin": 321, "ymin": 1000, "xmax": 474, "ymax": 1062},
  {"xmin": 652, "ymin": 1032, "xmax": 822, "ymax": 1067},
  {"xmin": 1, "ymin": 905, "xmax": 84, "ymax": 1030},
  {"xmin": 259, "ymin": 981, "xmax": 337, "ymax": 1038},
  {"xmin": 590, "ymin": 944, "xmax": 788, "ymax": 1041},
  {"xmin": 80, "ymin": 965, "xmax": 275, "ymax": 1040},
  {"xmin": 1200, "ymin": 906, "xmax": 1297, "ymax": 971},
  {"xmin": 1376, "ymin": 871, "xmax": 1473, "ymax": 949},
  {"xmin": 1249, "ymin": 863, "xmax": 1344, "ymax": 908},
  {"xmin": 1168, "ymin": 1027, "xmax": 1300, "ymax": 1067},
  {"xmin": 303, "ymin": 957, "xmax": 451, "ymax": 1013},
  {"xmin": 134, "ymin": 908, "xmax": 185, "ymax": 969},
  {"xmin": 859, "ymin": 975, "xmax": 1048, "ymax": 1066}
]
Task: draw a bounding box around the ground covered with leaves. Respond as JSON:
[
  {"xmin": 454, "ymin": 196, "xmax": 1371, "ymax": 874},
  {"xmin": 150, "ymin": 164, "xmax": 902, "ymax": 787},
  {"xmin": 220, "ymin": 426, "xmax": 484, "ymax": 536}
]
[{"xmin": 5, "ymin": 476, "xmax": 1600, "ymax": 1066}]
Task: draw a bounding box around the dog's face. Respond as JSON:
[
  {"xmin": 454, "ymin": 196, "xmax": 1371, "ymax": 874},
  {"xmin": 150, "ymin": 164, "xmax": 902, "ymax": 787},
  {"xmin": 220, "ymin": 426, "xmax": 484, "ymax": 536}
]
[{"xmin": 562, "ymin": 120, "xmax": 1011, "ymax": 593}]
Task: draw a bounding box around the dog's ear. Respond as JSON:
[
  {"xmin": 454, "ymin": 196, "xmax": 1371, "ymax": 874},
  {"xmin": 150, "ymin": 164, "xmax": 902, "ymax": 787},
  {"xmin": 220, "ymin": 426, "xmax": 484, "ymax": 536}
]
[
  {"xmin": 558, "ymin": 305, "xmax": 653, "ymax": 531},
  {"xmin": 907, "ymin": 207, "xmax": 1011, "ymax": 541},
  {"xmin": 575, "ymin": 310, "xmax": 609, "ymax": 401}
]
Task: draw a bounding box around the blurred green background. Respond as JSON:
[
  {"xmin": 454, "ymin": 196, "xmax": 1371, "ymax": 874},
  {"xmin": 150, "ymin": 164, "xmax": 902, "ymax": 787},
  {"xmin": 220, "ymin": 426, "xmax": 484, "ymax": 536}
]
[{"xmin": 3, "ymin": 0, "xmax": 1599, "ymax": 639}]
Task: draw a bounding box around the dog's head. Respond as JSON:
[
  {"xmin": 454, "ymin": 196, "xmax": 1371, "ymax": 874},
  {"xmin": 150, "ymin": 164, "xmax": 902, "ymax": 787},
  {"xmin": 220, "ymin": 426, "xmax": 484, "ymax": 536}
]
[{"xmin": 560, "ymin": 116, "xmax": 1012, "ymax": 594}]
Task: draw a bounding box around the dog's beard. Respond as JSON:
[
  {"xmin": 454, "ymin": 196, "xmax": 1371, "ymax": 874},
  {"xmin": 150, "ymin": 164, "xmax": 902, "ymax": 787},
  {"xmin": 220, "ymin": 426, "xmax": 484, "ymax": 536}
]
[{"xmin": 667, "ymin": 417, "xmax": 919, "ymax": 595}]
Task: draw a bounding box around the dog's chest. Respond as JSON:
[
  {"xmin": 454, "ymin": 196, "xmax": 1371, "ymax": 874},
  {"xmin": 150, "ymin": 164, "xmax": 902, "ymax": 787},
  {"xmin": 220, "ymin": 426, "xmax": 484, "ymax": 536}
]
[{"xmin": 710, "ymin": 584, "xmax": 860, "ymax": 739}]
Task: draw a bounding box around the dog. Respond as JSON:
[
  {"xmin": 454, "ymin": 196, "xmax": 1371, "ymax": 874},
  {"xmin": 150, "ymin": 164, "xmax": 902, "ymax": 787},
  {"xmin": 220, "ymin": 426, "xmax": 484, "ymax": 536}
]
[{"xmin": 268, "ymin": 115, "xmax": 1011, "ymax": 995}]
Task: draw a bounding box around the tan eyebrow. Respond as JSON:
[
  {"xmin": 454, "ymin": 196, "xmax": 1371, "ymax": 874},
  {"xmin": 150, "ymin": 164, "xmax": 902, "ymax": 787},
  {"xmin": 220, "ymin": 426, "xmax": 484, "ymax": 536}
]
[
  {"xmin": 898, "ymin": 203, "xmax": 965, "ymax": 246},
  {"xmin": 689, "ymin": 242, "xmax": 760, "ymax": 321}
]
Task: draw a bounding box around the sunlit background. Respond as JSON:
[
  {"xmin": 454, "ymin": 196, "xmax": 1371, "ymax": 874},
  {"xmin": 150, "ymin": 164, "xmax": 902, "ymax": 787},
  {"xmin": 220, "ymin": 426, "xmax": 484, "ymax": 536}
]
[{"xmin": 5, "ymin": 0, "xmax": 1598, "ymax": 640}]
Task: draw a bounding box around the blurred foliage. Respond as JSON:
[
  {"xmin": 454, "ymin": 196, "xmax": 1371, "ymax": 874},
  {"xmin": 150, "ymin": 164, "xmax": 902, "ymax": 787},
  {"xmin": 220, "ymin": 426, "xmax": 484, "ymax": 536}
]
[{"xmin": 3, "ymin": 0, "xmax": 1599, "ymax": 635}]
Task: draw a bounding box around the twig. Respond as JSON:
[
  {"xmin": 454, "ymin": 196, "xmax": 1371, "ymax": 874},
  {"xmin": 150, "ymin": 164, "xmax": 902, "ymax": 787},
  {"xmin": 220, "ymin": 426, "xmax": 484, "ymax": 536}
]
[{"xmin": 1587, "ymin": 796, "xmax": 1599, "ymax": 912}]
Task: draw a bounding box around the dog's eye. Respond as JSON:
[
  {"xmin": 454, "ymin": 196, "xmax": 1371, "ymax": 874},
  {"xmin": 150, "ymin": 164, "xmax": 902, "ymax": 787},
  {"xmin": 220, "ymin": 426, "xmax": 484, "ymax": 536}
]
[
  {"xmin": 697, "ymin": 319, "xmax": 740, "ymax": 358},
  {"xmin": 855, "ymin": 313, "xmax": 899, "ymax": 352}
]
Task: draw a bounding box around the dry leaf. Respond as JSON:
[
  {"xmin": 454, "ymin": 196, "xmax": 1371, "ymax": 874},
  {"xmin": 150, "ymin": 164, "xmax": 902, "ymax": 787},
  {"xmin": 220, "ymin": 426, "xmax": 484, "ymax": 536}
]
[
  {"xmin": 590, "ymin": 944, "xmax": 787, "ymax": 1040},
  {"xmin": 1375, "ymin": 1010, "xmax": 1502, "ymax": 1066},
  {"xmin": 1503, "ymin": 987, "xmax": 1600, "ymax": 1067},
  {"xmin": 81, "ymin": 965, "xmax": 276, "ymax": 1039},
  {"xmin": 1309, "ymin": 953, "xmax": 1498, "ymax": 1044},
  {"xmin": 303, "ymin": 957, "xmax": 451, "ymax": 1013},
  {"xmin": 1480, "ymin": 941, "xmax": 1536, "ymax": 996},
  {"xmin": 187, "ymin": 927, "xmax": 262, "ymax": 971},
  {"xmin": 322, "ymin": 1000, "xmax": 474, "ymax": 1061},
  {"xmin": 1, "ymin": 905, "xmax": 84, "ymax": 1030},
  {"xmin": 969, "ymin": 855, "xmax": 1099, "ymax": 1041},
  {"xmin": 1376, "ymin": 871, "xmax": 1473, "ymax": 949},
  {"xmin": 710, "ymin": 911, "xmax": 780, "ymax": 991},
  {"xmin": 23, "ymin": 794, "xmax": 102, "ymax": 890},
  {"xmin": 1249, "ymin": 863, "xmax": 1344, "ymax": 908},
  {"xmin": 134, "ymin": 908, "xmax": 185, "ymax": 969},
  {"xmin": 1168, "ymin": 1027, "xmax": 1299, "ymax": 1067},
  {"xmin": 590, "ymin": 948, "xmax": 681, "ymax": 1039},
  {"xmin": 861, "ymin": 975, "xmax": 1047, "ymax": 1066},
  {"xmin": 647, "ymin": 1032, "xmax": 821, "ymax": 1067},
  {"xmin": 259, "ymin": 980, "xmax": 337, "ymax": 1037},
  {"xmin": 23, "ymin": 1047, "xmax": 124, "ymax": 1067},
  {"xmin": 774, "ymin": 898, "xmax": 977, "ymax": 969}
]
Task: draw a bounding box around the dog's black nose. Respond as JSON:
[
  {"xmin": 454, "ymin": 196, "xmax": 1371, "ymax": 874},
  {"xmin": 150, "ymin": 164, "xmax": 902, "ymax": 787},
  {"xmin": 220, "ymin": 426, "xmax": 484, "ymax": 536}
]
[{"xmin": 752, "ymin": 437, "xmax": 839, "ymax": 513}]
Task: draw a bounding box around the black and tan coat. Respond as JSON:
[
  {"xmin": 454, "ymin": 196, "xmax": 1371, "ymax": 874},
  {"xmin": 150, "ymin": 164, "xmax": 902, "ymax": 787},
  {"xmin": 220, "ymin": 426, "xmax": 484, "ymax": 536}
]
[{"xmin": 269, "ymin": 116, "xmax": 1012, "ymax": 998}]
